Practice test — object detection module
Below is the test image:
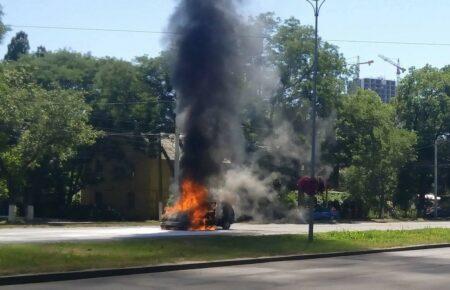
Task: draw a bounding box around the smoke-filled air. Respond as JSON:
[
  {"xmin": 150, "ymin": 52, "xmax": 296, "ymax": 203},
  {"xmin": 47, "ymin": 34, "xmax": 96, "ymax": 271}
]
[
  {"xmin": 171, "ymin": 0, "xmax": 244, "ymax": 185},
  {"xmin": 163, "ymin": 0, "xmax": 334, "ymax": 228},
  {"xmin": 164, "ymin": 0, "xmax": 246, "ymax": 230}
]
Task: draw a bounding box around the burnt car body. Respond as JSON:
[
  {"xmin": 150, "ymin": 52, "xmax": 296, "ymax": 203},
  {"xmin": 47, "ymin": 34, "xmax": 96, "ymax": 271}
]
[{"xmin": 161, "ymin": 202, "xmax": 235, "ymax": 230}]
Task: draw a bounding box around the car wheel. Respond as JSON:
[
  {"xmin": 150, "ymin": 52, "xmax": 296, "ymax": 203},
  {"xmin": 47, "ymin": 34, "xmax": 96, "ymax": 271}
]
[{"xmin": 222, "ymin": 221, "xmax": 231, "ymax": 230}]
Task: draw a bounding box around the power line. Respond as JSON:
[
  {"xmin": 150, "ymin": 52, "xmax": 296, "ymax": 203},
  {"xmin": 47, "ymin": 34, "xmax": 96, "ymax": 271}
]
[
  {"xmin": 7, "ymin": 99, "xmax": 175, "ymax": 105},
  {"xmin": 96, "ymin": 100, "xmax": 175, "ymax": 105},
  {"xmin": 9, "ymin": 24, "xmax": 179, "ymax": 36},
  {"xmin": 9, "ymin": 24, "xmax": 450, "ymax": 47},
  {"xmin": 328, "ymin": 39, "xmax": 450, "ymax": 47}
]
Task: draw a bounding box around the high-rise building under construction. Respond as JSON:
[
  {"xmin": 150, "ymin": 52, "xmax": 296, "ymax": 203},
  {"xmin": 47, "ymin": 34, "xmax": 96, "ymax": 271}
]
[{"xmin": 352, "ymin": 78, "xmax": 396, "ymax": 103}]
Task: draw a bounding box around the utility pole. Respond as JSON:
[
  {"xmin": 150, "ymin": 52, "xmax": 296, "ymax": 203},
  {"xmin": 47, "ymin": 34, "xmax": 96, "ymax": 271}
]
[
  {"xmin": 306, "ymin": 0, "xmax": 325, "ymax": 242},
  {"xmin": 174, "ymin": 126, "xmax": 181, "ymax": 193},
  {"xmin": 434, "ymin": 134, "xmax": 450, "ymax": 218},
  {"xmin": 434, "ymin": 137, "xmax": 438, "ymax": 218},
  {"xmin": 158, "ymin": 132, "xmax": 163, "ymax": 220}
]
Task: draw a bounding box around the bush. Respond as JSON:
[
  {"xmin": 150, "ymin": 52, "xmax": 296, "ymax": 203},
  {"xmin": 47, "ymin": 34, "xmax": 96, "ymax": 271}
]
[
  {"xmin": 279, "ymin": 190, "xmax": 298, "ymax": 209},
  {"xmin": 316, "ymin": 190, "xmax": 350, "ymax": 206}
]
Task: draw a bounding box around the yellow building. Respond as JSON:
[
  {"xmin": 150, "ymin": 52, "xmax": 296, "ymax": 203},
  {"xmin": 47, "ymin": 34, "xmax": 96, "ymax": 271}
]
[{"xmin": 82, "ymin": 134, "xmax": 176, "ymax": 220}]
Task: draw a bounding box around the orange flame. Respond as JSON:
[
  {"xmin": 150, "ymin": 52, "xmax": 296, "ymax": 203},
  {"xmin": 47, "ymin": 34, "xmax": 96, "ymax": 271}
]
[{"xmin": 165, "ymin": 179, "xmax": 216, "ymax": 231}]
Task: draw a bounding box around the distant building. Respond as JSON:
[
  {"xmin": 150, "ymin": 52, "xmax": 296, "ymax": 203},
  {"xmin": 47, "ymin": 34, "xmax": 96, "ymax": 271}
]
[
  {"xmin": 351, "ymin": 78, "xmax": 396, "ymax": 103},
  {"xmin": 81, "ymin": 134, "xmax": 176, "ymax": 220}
]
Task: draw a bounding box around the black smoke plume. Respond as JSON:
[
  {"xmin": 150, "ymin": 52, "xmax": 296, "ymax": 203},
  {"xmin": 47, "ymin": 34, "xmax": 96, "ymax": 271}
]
[{"xmin": 170, "ymin": 0, "xmax": 244, "ymax": 185}]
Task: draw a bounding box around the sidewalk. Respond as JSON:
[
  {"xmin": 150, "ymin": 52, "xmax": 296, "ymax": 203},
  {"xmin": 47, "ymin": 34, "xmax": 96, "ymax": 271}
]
[{"xmin": 1, "ymin": 221, "xmax": 450, "ymax": 243}]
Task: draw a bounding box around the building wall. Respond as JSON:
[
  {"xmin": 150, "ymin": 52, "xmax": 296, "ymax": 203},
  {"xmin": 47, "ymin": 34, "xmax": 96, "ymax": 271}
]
[
  {"xmin": 353, "ymin": 78, "xmax": 396, "ymax": 103},
  {"xmin": 82, "ymin": 145, "xmax": 172, "ymax": 220}
]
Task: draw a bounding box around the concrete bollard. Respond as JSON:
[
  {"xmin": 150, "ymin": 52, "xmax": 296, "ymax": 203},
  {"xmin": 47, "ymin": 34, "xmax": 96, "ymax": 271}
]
[
  {"xmin": 8, "ymin": 204, "xmax": 17, "ymax": 222},
  {"xmin": 26, "ymin": 205, "xmax": 34, "ymax": 221}
]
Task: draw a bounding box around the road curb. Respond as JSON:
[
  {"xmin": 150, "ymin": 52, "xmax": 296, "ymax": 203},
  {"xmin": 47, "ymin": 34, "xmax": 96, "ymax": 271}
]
[{"xmin": 1, "ymin": 243, "xmax": 450, "ymax": 286}]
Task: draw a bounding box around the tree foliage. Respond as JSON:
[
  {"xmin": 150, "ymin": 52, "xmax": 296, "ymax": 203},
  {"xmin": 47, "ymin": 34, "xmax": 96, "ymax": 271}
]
[
  {"xmin": 396, "ymin": 66, "xmax": 450, "ymax": 147},
  {"xmin": 3, "ymin": 50, "xmax": 176, "ymax": 215},
  {"xmin": 268, "ymin": 17, "xmax": 348, "ymax": 127},
  {"xmin": 0, "ymin": 5, "xmax": 8, "ymax": 44},
  {"xmin": 395, "ymin": 66, "xmax": 450, "ymax": 215},
  {"xmin": 4, "ymin": 31, "xmax": 30, "ymax": 61},
  {"xmin": 328, "ymin": 90, "xmax": 417, "ymax": 217},
  {"xmin": 0, "ymin": 65, "xmax": 100, "ymax": 204},
  {"xmin": 239, "ymin": 14, "xmax": 349, "ymax": 187},
  {"xmin": 17, "ymin": 50, "xmax": 175, "ymax": 134}
]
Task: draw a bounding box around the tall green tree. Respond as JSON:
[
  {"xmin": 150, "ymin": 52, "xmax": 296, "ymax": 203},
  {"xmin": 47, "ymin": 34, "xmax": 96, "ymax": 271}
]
[
  {"xmin": 35, "ymin": 45, "xmax": 47, "ymax": 57},
  {"xmin": 17, "ymin": 51, "xmax": 173, "ymax": 134},
  {"xmin": 135, "ymin": 54, "xmax": 176, "ymax": 133},
  {"xmin": 17, "ymin": 50, "xmax": 99, "ymax": 91},
  {"xmin": 11, "ymin": 51, "xmax": 176, "ymax": 216},
  {"xmin": 239, "ymin": 14, "xmax": 349, "ymax": 186},
  {"xmin": 0, "ymin": 5, "xmax": 8, "ymax": 44},
  {"xmin": 268, "ymin": 17, "xmax": 348, "ymax": 128},
  {"xmin": 92, "ymin": 57, "xmax": 161, "ymax": 133},
  {"xmin": 4, "ymin": 31, "xmax": 30, "ymax": 61},
  {"xmin": 395, "ymin": 65, "xmax": 450, "ymax": 215},
  {"xmin": 0, "ymin": 65, "xmax": 100, "ymax": 208},
  {"xmin": 327, "ymin": 90, "xmax": 416, "ymax": 218}
]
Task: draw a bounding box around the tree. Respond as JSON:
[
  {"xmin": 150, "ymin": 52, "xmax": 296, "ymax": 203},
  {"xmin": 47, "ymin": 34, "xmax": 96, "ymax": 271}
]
[
  {"xmin": 16, "ymin": 50, "xmax": 99, "ymax": 90},
  {"xmin": 92, "ymin": 57, "xmax": 161, "ymax": 133},
  {"xmin": 0, "ymin": 5, "xmax": 8, "ymax": 44},
  {"xmin": 12, "ymin": 51, "xmax": 176, "ymax": 216},
  {"xmin": 17, "ymin": 50, "xmax": 173, "ymax": 134},
  {"xmin": 241, "ymin": 14, "xmax": 349, "ymax": 134},
  {"xmin": 238, "ymin": 14, "xmax": 349, "ymax": 185},
  {"xmin": 268, "ymin": 17, "xmax": 349, "ymax": 128},
  {"xmin": 4, "ymin": 31, "xmax": 30, "ymax": 61},
  {"xmin": 135, "ymin": 54, "xmax": 176, "ymax": 133},
  {"xmin": 35, "ymin": 45, "xmax": 47, "ymax": 57},
  {"xmin": 395, "ymin": 66, "xmax": 450, "ymax": 216},
  {"xmin": 328, "ymin": 90, "xmax": 416, "ymax": 218},
  {"xmin": 0, "ymin": 64, "xmax": 100, "ymax": 209}
]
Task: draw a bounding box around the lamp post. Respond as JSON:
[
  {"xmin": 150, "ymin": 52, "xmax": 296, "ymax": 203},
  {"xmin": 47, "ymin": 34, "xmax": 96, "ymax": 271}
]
[
  {"xmin": 306, "ymin": 0, "xmax": 325, "ymax": 242},
  {"xmin": 434, "ymin": 133, "xmax": 450, "ymax": 218}
]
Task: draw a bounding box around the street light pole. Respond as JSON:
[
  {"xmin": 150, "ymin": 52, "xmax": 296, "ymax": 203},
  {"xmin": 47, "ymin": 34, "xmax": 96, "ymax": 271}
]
[
  {"xmin": 434, "ymin": 137, "xmax": 438, "ymax": 218},
  {"xmin": 434, "ymin": 134, "xmax": 450, "ymax": 218},
  {"xmin": 306, "ymin": 0, "xmax": 325, "ymax": 242}
]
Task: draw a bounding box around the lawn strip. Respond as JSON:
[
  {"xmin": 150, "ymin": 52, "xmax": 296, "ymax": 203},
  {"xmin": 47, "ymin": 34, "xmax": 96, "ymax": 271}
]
[{"xmin": 1, "ymin": 228, "xmax": 449, "ymax": 276}]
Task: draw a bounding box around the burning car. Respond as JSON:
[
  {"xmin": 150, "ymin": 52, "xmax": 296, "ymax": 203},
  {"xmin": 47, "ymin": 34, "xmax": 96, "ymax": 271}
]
[
  {"xmin": 161, "ymin": 201, "xmax": 235, "ymax": 231},
  {"xmin": 161, "ymin": 179, "xmax": 235, "ymax": 231}
]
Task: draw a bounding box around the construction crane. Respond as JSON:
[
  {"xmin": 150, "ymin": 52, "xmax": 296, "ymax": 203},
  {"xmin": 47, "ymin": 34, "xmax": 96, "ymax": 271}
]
[
  {"xmin": 352, "ymin": 56, "xmax": 374, "ymax": 79},
  {"xmin": 378, "ymin": 54, "xmax": 406, "ymax": 85}
]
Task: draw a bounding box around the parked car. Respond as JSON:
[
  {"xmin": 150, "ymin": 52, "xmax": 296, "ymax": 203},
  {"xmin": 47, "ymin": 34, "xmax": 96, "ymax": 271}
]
[
  {"xmin": 425, "ymin": 206, "xmax": 450, "ymax": 218},
  {"xmin": 313, "ymin": 207, "xmax": 340, "ymax": 221}
]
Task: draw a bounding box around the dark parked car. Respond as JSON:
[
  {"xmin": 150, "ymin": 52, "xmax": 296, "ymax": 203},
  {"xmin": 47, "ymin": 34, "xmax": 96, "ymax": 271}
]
[
  {"xmin": 425, "ymin": 206, "xmax": 450, "ymax": 218},
  {"xmin": 313, "ymin": 207, "xmax": 340, "ymax": 221},
  {"xmin": 161, "ymin": 202, "xmax": 235, "ymax": 230}
]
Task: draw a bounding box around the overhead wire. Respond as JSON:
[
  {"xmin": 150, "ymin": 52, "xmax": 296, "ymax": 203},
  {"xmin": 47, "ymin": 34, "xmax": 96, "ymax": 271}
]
[
  {"xmin": 8, "ymin": 24, "xmax": 450, "ymax": 47},
  {"xmin": 3, "ymin": 24, "xmax": 448, "ymax": 154},
  {"xmin": 11, "ymin": 99, "xmax": 176, "ymax": 105}
]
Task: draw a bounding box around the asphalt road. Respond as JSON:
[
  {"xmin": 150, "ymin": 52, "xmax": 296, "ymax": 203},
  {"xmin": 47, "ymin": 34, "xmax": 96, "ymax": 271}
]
[
  {"xmin": 1, "ymin": 221, "xmax": 450, "ymax": 243},
  {"xmin": 4, "ymin": 247, "xmax": 450, "ymax": 290}
]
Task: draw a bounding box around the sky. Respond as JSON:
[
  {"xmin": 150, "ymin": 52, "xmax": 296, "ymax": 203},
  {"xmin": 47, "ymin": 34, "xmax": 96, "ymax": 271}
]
[{"xmin": 0, "ymin": 0, "xmax": 449, "ymax": 80}]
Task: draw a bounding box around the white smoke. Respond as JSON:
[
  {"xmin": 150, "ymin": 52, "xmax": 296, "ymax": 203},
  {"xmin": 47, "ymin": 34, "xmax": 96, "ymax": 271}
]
[{"xmin": 212, "ymin": 165, "xmax": 311, "ymax": 223}]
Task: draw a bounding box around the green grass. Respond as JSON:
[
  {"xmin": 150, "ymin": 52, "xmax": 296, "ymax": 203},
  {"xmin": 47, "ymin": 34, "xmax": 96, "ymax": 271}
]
[{"xmin": 1, "ymin": 228, "xmax": 450, "ymax": 276}]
